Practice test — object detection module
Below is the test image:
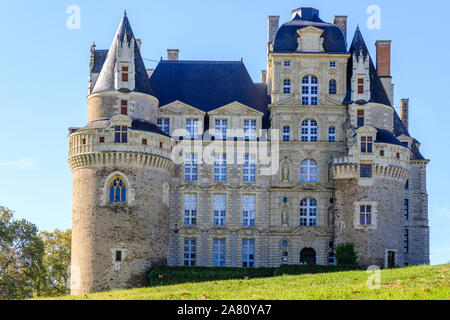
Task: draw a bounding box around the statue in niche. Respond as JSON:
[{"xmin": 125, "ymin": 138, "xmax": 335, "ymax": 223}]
[
  {"xmin": 328, "ymin": 207, "xmax": 335, "ymax": 226},
  {"xmin": 281, "ymin": 205, "xmax": 290, "ymax": 226},
  {"xmin": 281, "ymin": 161, "xmax": 290, "ymax": 182}
]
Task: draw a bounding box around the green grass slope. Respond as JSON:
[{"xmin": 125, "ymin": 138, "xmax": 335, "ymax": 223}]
[{"xmin": 39, "ymin": 264, "xmax": 449, "ymax": 300}]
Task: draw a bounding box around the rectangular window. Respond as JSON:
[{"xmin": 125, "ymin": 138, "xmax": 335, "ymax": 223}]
[
  {"xmin": 284, "ymin": 61, "xmax": 291, "ymax": 67},
  {"xmin": 99, "ymin": 137, "xmax": 105, "ymax": 143},
  {"xmin": 122, "ymin": 66, "xmax": 129, "ymax": 82},
  {"xmin": 283, "ymin": 79, "xmax": 291, "ymax": 94},
  {"xmin": 184, "ymin": 194, "xmax": 197, "ymax": 226},
  {"xmin": 142, "ymin": 138, "xmax": 147, "ymax": 145},
  {"xmin": 121, "ymin": 107, "xmax": 128, "ymax": 115},
  {"xmin": 243, "ymin": 154, "xmax": 256, "ymax": 182},
  {"xmin": 380, "ymin": 150, "xmax": 385, "ymax": 156},
  {"xmin": 404, "ymin": 199, "xmax": 409, "ymax": 220},
  {"xmin": 214, "ymin": 154, "xmax": 227, "ymax": 182},
  {"xmin": 213, "ymin": 194, "xmax": 227, "ymax": 226},
  {"xmin": 358, "ymin": 78, "xmax": 364, "ymax": 94},
  {"xmin": 242, "ymin": 195, "xmax": 256, "ymax": 226},
  {"xmin": 186, "ymin": 119, "xmax": 199, "ymax": 139},
  {"xmin": 360, "ymin": 205, "xmax": 372, "ymax": 225},
  {"xmin": 215, "ymin": 119, "xmax": 228, "ymax": 140},
  {"xmin": 282, "ymin": 126, "xmax": 290, "ymax": 142},
  {"xmin": 183, "ymin": 239, "xmax": 196, "ymax": 266},
  {"xmin": 361, "ymin": 137, "xmax": 373, "ymax": 153},
  {"xmin": 114, "ymin": 126, "xmax": 128, "ymax": 143},
  {"xmin": 242, "ymin": 239, "xmax": 255, "ymax": 268},
  {"xmin": 244, "ymin": 120, "xmax": 257, "ymax": 140},
  {"xmin": 404, "ymin": 229, "xmax": 409, "ymax": 254},
  {"xmin": 115, "ymin": 250, "xmax": 122, "ymax": 262},
  {"xmin": 329, "ymin": 61, "xmax": 337, "ymax": 68},
  {"xmin": 184, "ymin": 153, "xmax": 198, "ymax": 181},
  {"xmin": 328, "ymin": 127, "xmax": 336, "ymax": 142},
  {"xmin": 157, "ymin": 118, "xmax": 170, "ymax": 135},
  {"xmin": 360, "ymin": 164, "xmax": 372, "ymax": 178},
  {"xmin": 357, "ymin": 110, "xmax": 365, "ymax": 127},
  {"xmin": 213, "ymin": 239, "xmax": 226, "ymax": 267}
]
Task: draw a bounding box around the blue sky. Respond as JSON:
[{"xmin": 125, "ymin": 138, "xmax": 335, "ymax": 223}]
[{"xmin": 0, "ymin": 0, "xmax": 448, "ymax": 265}]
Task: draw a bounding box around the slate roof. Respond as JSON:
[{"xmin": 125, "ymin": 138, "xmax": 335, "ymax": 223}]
[
  {"xmin": 91, "ymin": 50, "xmax": 108, "ymax": 73},
  {"xmin": 91, "ymin": 12, "xmax": 154, "ymax": 95},
  {"xmin": 375, "ymin": 128, "xmax": 404, "ymax": 147},
  {"xmin": 149, "ymin": 60, "xmax": 269, "ymax": 114},
  {"xmin": 73, "ymin": 119, "xmax": 168, "ymax": 137},
  {"xmin": 343, "ymin": 26, "xmax": 392, "ymax": 106},
  {"xmin": 272, "ymin": 11, "xmax": 347, "ymax": 53}
]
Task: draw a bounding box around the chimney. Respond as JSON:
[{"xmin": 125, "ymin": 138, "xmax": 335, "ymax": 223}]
[
  {"xmin": 261, "ymin": 70, "xmax": 267, "ymax": 84},
  {"xmin": 167, "ymin": 49, "xmax": 179, "ymax": 61},
  {"xmin": 136, "ymin": 39, "xmax": 142, "ymax": 51},
  {"xmin": 267, "ymin": 16, "xmax": 280, "ymax": 45},
  {"xmin": 333, "ymin": 16, "xmax": 348, "ymax": 41},
  {"xmin": 400, "ymin": 99, "xmax": 409, "ymax": 130},
  {"xmin": 376, "ymin": 40, "xmax": 394, "ymax": 105}
]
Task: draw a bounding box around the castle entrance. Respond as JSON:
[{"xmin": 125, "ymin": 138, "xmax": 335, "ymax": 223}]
[{"xmin": 300, "ymin": 248, "xmax": 316, "ymax": 265}]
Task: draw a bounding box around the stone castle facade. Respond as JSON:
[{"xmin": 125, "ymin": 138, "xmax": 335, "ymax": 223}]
[{"xmin": 69, "ymin": 7, "xmax": 430, "ymax": 295}]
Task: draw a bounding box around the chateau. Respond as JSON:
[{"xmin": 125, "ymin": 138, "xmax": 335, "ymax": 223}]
[{"xmin": 68, "ymin": 7, "xmax": 430, "ymax": 294}]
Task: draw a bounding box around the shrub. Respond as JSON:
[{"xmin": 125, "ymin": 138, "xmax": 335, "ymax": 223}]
[
  {"xmin": 335, "ymin": 243, "xmax": 358, "ymax": 266},
  {"xmin": 273, "ymin": 264, "xmax": 360, "ymax": 276}
]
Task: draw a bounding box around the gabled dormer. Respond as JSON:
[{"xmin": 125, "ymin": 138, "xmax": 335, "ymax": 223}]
[{"xmin": 296, "ymin": 26, "xmax": 325, "ymax": 52}]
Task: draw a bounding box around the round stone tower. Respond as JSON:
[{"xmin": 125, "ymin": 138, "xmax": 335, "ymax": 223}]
[{"xmin": 68, "ymin": 12, "xmax": 173, "ymax": 295}]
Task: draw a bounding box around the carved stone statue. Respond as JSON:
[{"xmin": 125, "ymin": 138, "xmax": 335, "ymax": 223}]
[
  {"xmin": 281, "ymin": 205, "xmax": 289, "ymax": 226},
  {"xmin": 282, "ymin": 161, "xmax": 290, "ymax": 182}
]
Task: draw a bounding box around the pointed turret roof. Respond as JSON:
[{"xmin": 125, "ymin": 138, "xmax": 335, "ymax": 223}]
[
  {"xmin": 343, "ymin": 27, "xmax": 391, "ymax": 106},
  {"xmin": 91, "ymin": 12, "xmax": 154, "ymax": 95}
]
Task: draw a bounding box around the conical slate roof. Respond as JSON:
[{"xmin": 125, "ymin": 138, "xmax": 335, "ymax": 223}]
[{"xmin": 91, "ymin": 12, "xmax": 154, "ymax": 95}]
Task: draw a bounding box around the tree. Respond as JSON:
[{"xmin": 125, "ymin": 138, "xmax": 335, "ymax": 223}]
[
  {"xmin": 0, "ymin": 206, "xmax": 45, "ymax": 300},
  {"xmin": 39, "ymin": 229, "xmax": 71, "ymax": 296},
  {"xmin": 335, "ymin": 243, "xmax": 358, "ymax": 266}
]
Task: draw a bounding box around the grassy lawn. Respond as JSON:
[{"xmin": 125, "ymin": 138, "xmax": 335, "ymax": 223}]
[{"xmin": 39, "ymin": 264, "xmax": 449, "ymax": 300}]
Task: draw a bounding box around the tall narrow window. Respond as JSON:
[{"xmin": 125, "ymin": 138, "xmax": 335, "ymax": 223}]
[
  {"xmin": 184, "ymin": 194, "xmax": 197, "ymax": 225},
  {"xmin": 184, "ymin": 153, "xmax": 198, "ymax": 181},
  {"xmin": 183, "ymin": 239, "xmax": 196, "ymax": 266},
  {"xmin": 157, "ymin": 118, "xmax": 170, "ymax": 135},
  {"xmin": 109, "ymin": 177, "xmax": 127, "ymax": 204},
  {"xmin": 358, "ymin": 78, "xmax": 364, "ymax": 94},
  {"xmin": 243, "ymin": 154, "xmax": 256, "ymax": 182},
  {"xmin": 121, "ymin": 100, "xmax": 128, "ymax": 115},
  {"xmin": 360, "ymin": 164, "xmax": 372, "ymax": 178},
  {"xmin": 328, "ymin": 127, "xmax": 336, "ymax": 142},
  {"xmin": 213, "ymin": 239, "xmax": 226, "ymax": 267},
  {"xmin": 361, "ymin": 137, "xmax": 373, "ymax": 153},
  {"xmin": 122, "ymin": 66, "xmax": 129, "ymax": 82},
  {"xmin": 213, "ymin": 194, "xmax": 227, "ymax": 226},
  {"xmin": 283, "ymin": 126, "xmax": 291, "ymax": 142},
  {"xmin": 360, "ymin": 205, "xmax": 372, "ymax": 225},
  {"xmin": 404, "ymin": 199, "xmax": 409, "ymax": 220},
  {"xmin": 215, "ymin": 119, "xmax": 228, "ymax": 140},
  {"xmin": 242, "ymin": 239, "xmax": 255, "ymax": 268},
  {"xmin": 186, "ymin": 119, "xmax": 199, "ymax": 139},
  {"xmin": 242, "ymin": 195, "xmax": 256, "ymax": 226},
  {"xmin": 302, "ymin": 76, "xmax": 319, "ymax": 105},
  {"xmin": 404, "ymin": 229, "xmax": 409, "ymax": 253},
  {"xmin": 301, "ymin": 120, "xmax": 318, "ymax": 142},
  {"xmin": 281, "ymin": 251, "xmax": 289, "ymax": 265},
  {"xmin": 357, "ymin": 110, "xmax": 365, "ymax": 127},
  {"xmin": 283, "ymin": 79, "xmax": 291, "ymax": 94},
  {"xmin": 214, "ymin": 154, "xmax": 227, "ymax": 182},
  {"xmin": 300, "ymin": 160, "xmax": 318, "ymax": 182},
  {"xmin": 300, "ymin": 198, "xmax": 317, "ymax": 227},
  {"xmin": 114, "ymin": 126, "xmax": 128, "ymax": 143},
  {"xmin": 329, "ymin": 79, "xmax": 337, "ymax": 94},
  {"xmin": 405, "ymin": 180, "xmax": 409, "ymax": 190},
  {"xmin": 244, "ymin": 120, "xmax": 257, "ymax": 140}
]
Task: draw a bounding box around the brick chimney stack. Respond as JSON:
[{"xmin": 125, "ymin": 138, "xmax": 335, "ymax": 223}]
[
  {"xmin": 333, "ymin": 16, "xmax": 348, "ymax": 41},
  {"xmin": 268, "ymin": 16, "xmax": 280, "ymax": 45},
  {"xmin": 167, "ymin": 49, "xmax": 179, "ymax": 61},
  {"xmin": 376, "ymin": 40, "xmax": 394, "ymax": 105},
  {"xmin": 400, "ymin": 99, "xmax": 409, "ymax": 130}
]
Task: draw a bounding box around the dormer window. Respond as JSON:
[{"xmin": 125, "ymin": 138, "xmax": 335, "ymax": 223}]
[
  {"xmin": 361, "ymin": 137, "xmax": 373, "ymax": 153},
  {"xmin": 115, "ymin": 126, "xmax": 128, "ymax": 143},
  {"xmin": 358, "ymin": 78, "xmax": 364, "ymax": 94},
  {"xmin": 121, "ymin": 66, "xmax": 129, "ymax": 82}
]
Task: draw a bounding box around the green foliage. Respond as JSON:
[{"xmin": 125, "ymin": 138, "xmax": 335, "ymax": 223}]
[
  {"xmin": 149, "ymin": 266, "xmax": 276, "ymax": 286},
  {"xmin": 0, "ymin": 206, "xmax": 45, "ymax": 300},
  {"xmin": 39, "ymin": 229, "xmax": 72, "ymax": 297},
  {"xmin": 335, "ymin": 243, "xmax": 358, "ymax": 266},
  {"xmin": 273, "ymin": 264, "xmax": 361, "ymax": 276}
]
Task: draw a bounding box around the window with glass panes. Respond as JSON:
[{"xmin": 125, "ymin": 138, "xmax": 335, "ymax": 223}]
[
  {"xmin": 360, "ymin": 164, "xmax": 372, "ymax": 178},
  {"xmin": 157, "ymin": 118, "xmax": 170, "ymax": 135},
  {"xmin": 242, "ymin": 195, "xmax": 256, "ymax": 226},
  {"xmin": 114, "ymin": 126, "xmax": 128, "ymax": 143},
  {"xmin": 184, "ymin": 153, "xmax": 198, "ymax": 181},
  {"xmin": 361, "ymin": 137, "xmax": 373, "ymax": 153},
  {"xmin": 329, "ymin": 79, "xmax": 337, "ymax": 94},
  {"xmin": 404, "ymin": 199, "xmax": 409, "ymax": 220},
  {"xmin": 242, "ymin": 239, "xmax": 255, "ymax": 268},
  {"xmin": 183, "ymin": 239, "xmax": 196, "ymax": 266},
  {"xmin": 300, "ymin": 160, "xmax": 318, "ymax": 182},
  {"xmin": 186, "ymin": 119, "xmax": 198, "ymax": 139},
  {"xmin": 244, "ymin": 120, "xmax": 257, "ymax": 140},
  {"xmin": 404, "ymin": 229, "xmax": 409, "ymax": 253},
  {"xmin": 215, "ymin": 119, "xmax": 227, "ymax": 140},
  {"xmin": 283, "ymin": 126, "xmax": 291, "ymax": 142},
  {"xmin": 213, "ymin": 194, "xmax": 227, "ymax": 226},
  {"xmin": 301, "ymin": 120, "xmax": 318, "ymax": 142},
  {"xmin": 184, "ymin": 194, "xmax": 197, "ymax": 225},
  {"xmin": 243, "ymin": 154, "xmax": 256, "ymax": 182},
  {"xmin": 328, "ymin": 127, "xmax": 336, "ymax": 142},
  {"xmin": 213, "ymin": 239, "xmax": 226, "ymax": 267},
  {"xmin": 283, "ymin": 79, "xmax": 291, "ymax": 94},
  {"xmin": 357, "ymin": 110, "xmax": 365, "ymax": 127},
  {"xmin": 360, "ymin": 205, "xmax": 372, "ymax": 225},
  {"xmin": 301, "ymin": 76, "xmax": 318, "ymax": 105},
  {"xmin": 300, "ymin": 198, "xmax": 317, "ymax": 226},
  {"xmin": 214, "ymin": 154, "xmax": 227, "ymax": 182},
  {"xmin": 109, "ymin": 177, "xmax": 127, "ymax": 204}
]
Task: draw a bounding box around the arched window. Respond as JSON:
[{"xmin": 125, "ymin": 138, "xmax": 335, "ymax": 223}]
[
  {"xmin": 282, "ymin": 126, "xmax": 290, "ymax": 142},
  {"xmin": 301, "ymin": 120, "xmax": 318, "ymax": 142},
  {"xmin": 301, "ymin": 76, "xmax": 318, "ymax": 105},
  {"xmin": 283, "ymin": 79, "xmax": 291, "ymax": 94},
  {"xmin": 328, "ymin": 127, "xmax": 336, "ymax": 142},
  {"xmin": 300, "ymin": 198, "xmax": 317, "ymax": 226},
  {"xmin": 109, "ymin": 177, "xmax": 127, "ymax": 204},
  {"xmin": 300, "ymin": 160, "xmax": 318, "ymax": 182},
  {"xmin": 329, "ymin": 79, "xmax": 337, "ymax": 94}
]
